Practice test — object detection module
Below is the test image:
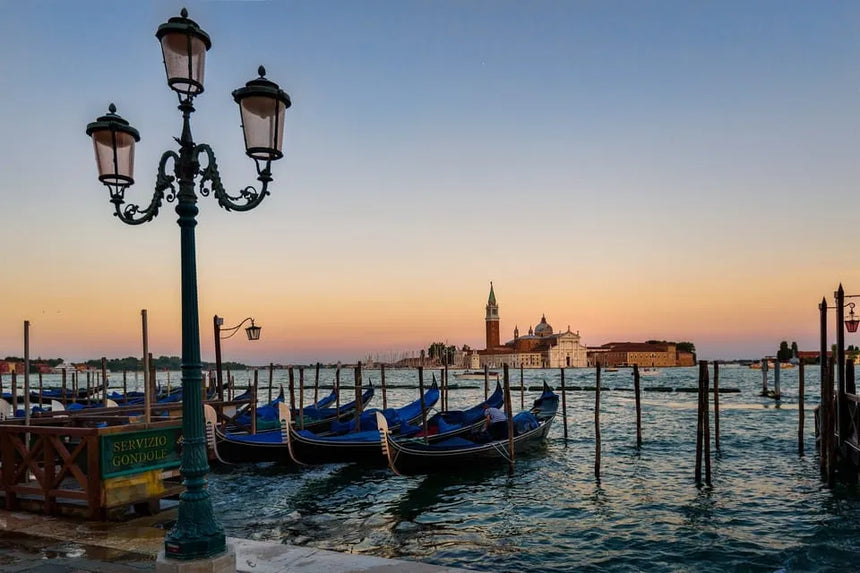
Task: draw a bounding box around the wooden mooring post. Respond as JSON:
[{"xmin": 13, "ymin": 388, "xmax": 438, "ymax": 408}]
[
  {"xmin": 354, "ymin": 362, "xmax": 363, "ymax": 432},
  {"xmin": 633, "ymin": 364, "xmax": 642, "ymax": 448},
  {"xmin": 101, "ymin": 358, "xmax": 108, "ymax": 408},
  {"xmin": 774, "ymin": 360, "xmax": 781, "ymax": 399},
  {"xmin": 381, "ymin": 364, "xmax": 387, "ymax": 410},
  {"xmin": 520, "ymin": 364, "xmax": 525, "ymax": 410},
  {"xmin": 335, "ymin": 362, "xmax": 341, "ymax": 422},
  {"xmin": 503, "ymin": 364, "xmax": 515, "ymax": 474},
  {"xmin": 483, "ymin": 364, "xmax": 489, "ymax": 400},
  {"xmin": 761, "ymin": 358, "xmax": 768, "ymax": 395},
  {"xmin": 819, "ymin": 297, "xmax": 828, "ymax": 480},
  {"xmin": 418, "ymin": 366, "xmax": 428, "ymax": 441},
  {"xmin": 713, "ymin": 361, "xmax": 721, "ymax": 451},
  {"xmin": 826, "ymin": 357, "xmax": 837, "ymax": 486},
  {"xmin": 314, "ymin": 362, "xmax": 320, "ymax": 407},
  {"xmin": 595, "ymin": 363, "xmax": 601, "ymax": 480},
  {"xmin": 798, "ymin": 361, "xmax": 805, "ymax": 456},
  {"xmin": 288, "ymin": 366, "xmax": 296, "ymax": 415},
  {"xmin": 251, "ymin": 369, "xmax": 258, "ymax": 435},
  {"xmin": 269, "ymin": 363, "xmax": 274, "ymax": 403},
  {"xmin": 560, "ymin": 367, "xmax": 568, "ymax": 440},
  {"xmin": 299, "ymin": 367, "xmax": 305, "ymax": 431},
  {"xmin": 440, "ymin": 368, "xmax": 446, "ymax": 412},
  {"xmin": 444, "ymin": 363, "xmax": 449, "ymax": 411},
  {"xmin": 695, "ymin": 360, "xmax": 712, "ymax": 487}
]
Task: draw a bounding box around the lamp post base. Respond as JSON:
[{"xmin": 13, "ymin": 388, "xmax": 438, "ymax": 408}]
[{"xmin": 156, "ymin": 543, "xmax": 236, "ymax": 573}]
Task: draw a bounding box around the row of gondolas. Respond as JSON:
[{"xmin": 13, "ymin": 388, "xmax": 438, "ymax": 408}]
[
  {"xmin": 0, "ymin": 384, "xmax": 185, "ymax": 419},
  {"xmin": 205, "ymin": 380, "xmax": 559, "ymax": 475}
]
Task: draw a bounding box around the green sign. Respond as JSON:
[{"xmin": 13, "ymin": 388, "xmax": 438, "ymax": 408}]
[{"xmin": 101, "ymin": 427, "xmax": 182, "ymax": 479}]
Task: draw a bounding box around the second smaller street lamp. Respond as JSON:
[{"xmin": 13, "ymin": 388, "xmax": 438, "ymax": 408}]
[
  {"xmin": 214, "ymin": 315, "xmax": 261, "ymax": 400},
  {"xmin": 245, "ymin": 319, "xmax": 262, "ymax": 340},
  {"xmin": 845, "ymin": 302, "xmax": 859, "ymax": 333}
]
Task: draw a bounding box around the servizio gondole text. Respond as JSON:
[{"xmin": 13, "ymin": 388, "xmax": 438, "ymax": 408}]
[{"xmin": 111, "ymin": 435, "xmax": 170, "ymax": 467}]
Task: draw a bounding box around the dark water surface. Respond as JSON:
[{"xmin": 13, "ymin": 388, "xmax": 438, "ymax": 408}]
[{"xmin": 203, "ymin": 365, "xmax": 859, "ymax": 572}]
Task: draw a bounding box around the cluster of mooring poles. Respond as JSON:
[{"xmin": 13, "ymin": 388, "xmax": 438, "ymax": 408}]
[{"xmin": 816, "ymin": 283, "xmax": 860, "ymax": 486}]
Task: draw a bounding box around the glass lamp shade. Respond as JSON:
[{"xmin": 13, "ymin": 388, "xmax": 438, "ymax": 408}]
[
  {"xmin": 233, "ymin": 66, "xmax": 291, "ymax": 161},
  {"xmin": 155, "ymin": 9, "xmax": 211, "ymax": 96},
  {"xmin": 85, "ymin": 104, "xmax": 141, "ymax": 187},
  {"xmin": 245, "ymin": 322, "xmax": 262, "ymax": 341},
  {"xmin": 846, "ymin": 317, "xmax": 860, "ymax": 333}
]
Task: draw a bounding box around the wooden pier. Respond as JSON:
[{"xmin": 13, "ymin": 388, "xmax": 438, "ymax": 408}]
[{"xmin": 0, "ymin": 390, "xmax": 254, "ymax": 520}]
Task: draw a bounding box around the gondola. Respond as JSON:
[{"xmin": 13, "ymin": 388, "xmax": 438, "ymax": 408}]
[
  {"xmin": 378, "ymin": 404, "xmax": 555, "ymax": 476},
  {"xmin": 283, "ymin": 382, "xmax": 556, "ymax": 467},
  {"xmin": 230, "ymin": 386, "xmax": 338, "ymax": 430},
  {"xmin": 292, "ymin": 383, "xmax": 376, "ymax": 434},
  {"xmin": 282, "ymin": 381, "xmax": 448, "ymax": 466},
  {"xmin": 207, "ymin": 384, "xmax": 439, "ymax": 465},
  {"xmin": 327, "ymin": 380, "xmax": 440, "ymax": 435},
  {"xmin": 205, "ymin": 383, "xmax": 379, "ymax": 464},
  {"xmin": 25, "ymin": 383, "xmax": 108, "ymax": 404},
  {"xmin": 530, "ymin": 380, "xmax": 559, "ymax": 421}
]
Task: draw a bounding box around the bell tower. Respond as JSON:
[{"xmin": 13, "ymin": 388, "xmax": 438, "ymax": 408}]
[{"xmin": 485, "ymin": 282, "xmax": 500, "ymax": 350}]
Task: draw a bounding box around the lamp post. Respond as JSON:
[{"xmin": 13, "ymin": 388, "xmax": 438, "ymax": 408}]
[
  {"xmin": 214, "ymin": 315, "xmax": 261, "ymax": 401},
  {"xmin": 84, "ymin": 9, "xmax": 290, "ymax": 563}
]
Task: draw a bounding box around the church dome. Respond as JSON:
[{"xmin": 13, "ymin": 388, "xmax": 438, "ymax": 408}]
[{"xmin": 534, "ymin": 314, "xmax": 553, "ymax": 337}]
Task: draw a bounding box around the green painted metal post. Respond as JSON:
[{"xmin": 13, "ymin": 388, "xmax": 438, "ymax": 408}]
[{"xmin": 163, "ymin": 114, "xmax": 226, "ymax": 558}]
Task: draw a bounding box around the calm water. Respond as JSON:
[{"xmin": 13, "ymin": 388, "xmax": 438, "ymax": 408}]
[{"xmin": 26, "ymin": 366, "xmax": 860, "ymax": 571}]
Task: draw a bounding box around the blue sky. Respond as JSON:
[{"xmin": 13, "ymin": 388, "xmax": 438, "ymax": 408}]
[{"xmin": 1, "ymin": 1, "xmax": 860, "ymax": 363}]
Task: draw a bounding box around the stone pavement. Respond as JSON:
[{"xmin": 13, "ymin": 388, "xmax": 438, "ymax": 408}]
[{"xmin": 0, "ymin": 509, "xmax": 475, "ymax": 572}]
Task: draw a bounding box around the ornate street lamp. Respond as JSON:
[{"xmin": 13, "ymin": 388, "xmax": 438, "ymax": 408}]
[
  {"xmin": 844, "ymin": 302, "xmax": 859, "ymax": 333},
  {"xmin": 214, "ymin": 316, "xmax": 261, "ymax": 401},
  {"xmin": 85, "ymin": 9, "xmax": 290, "ymax": 563}
]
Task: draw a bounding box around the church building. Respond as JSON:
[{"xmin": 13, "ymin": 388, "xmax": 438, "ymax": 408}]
[{"xmin": 472, "ymin": 283, "xmax": 588, "ymax": 368}]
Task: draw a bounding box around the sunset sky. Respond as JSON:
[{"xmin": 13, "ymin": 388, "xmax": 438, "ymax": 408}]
[{"xmin": 2, "ymin": 1, "xmax": 860, "ymax": 364}]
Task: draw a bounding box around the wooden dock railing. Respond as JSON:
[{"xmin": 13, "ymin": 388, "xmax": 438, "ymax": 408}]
[{"xmin": 0, "ymin": 419, "xmax": 183, "ymax": 520}]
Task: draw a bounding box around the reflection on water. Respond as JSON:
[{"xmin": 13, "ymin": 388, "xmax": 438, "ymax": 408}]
[{"xmin": 30, "ymin": 366, "xmax": 856, "ymax": 571}]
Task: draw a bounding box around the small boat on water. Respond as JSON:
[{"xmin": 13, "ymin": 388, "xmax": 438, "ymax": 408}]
[
  {"xmin": 206, "ymin": 382, "xmax": 435, "ymax": 465},
  {"xmin": 454, "ymin": 370, "xmax": 499, "ymax": 380},
  {"xmin": 283, "ymin": 382, "xmax": 506, "ymax": 467},
  {"xmin": 378, "ymin": 403, "xmax": 555, "ymax": 475},
  {"xmin": 225, "ymin": 384, "xmax": 374, "ymax": 435},
  {"xmin": 640, "ymin": 368, "xmax": 661, "ymax": 376}
]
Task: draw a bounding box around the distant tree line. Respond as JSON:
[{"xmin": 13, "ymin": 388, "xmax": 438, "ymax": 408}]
[
  {"xmin": 645, "ymin": 340, "xmax": 696, "ymax": 356},
  {"xmin": 776, "ymin": 341, "xmax": 799, "ymax": 363},
  {"xmin": 84, "ymin": 356, "xmax": 248, "ymax": 371},
  {"xmin": 427, "ymin": 342, "xmax": 458, "ymax": 365},
  {"xmin": 3, "ymin": 355, "xmax": 248, "ymax": 373}
]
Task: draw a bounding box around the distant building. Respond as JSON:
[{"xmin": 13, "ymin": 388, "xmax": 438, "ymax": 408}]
[
  {"xmin": 796, "ymin": 350, "xmax": 832, "ymax": 364},
  {"xmin": 0, "ymin": 360, "xmax": 22, "ymax": 374},
  {"xmin": 476, "ymin": 283, "xmax": 588, "ymax": 368},
  {"xmin": 586, "ymin": 342, "xmax": 694, "ymax": 367}
]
